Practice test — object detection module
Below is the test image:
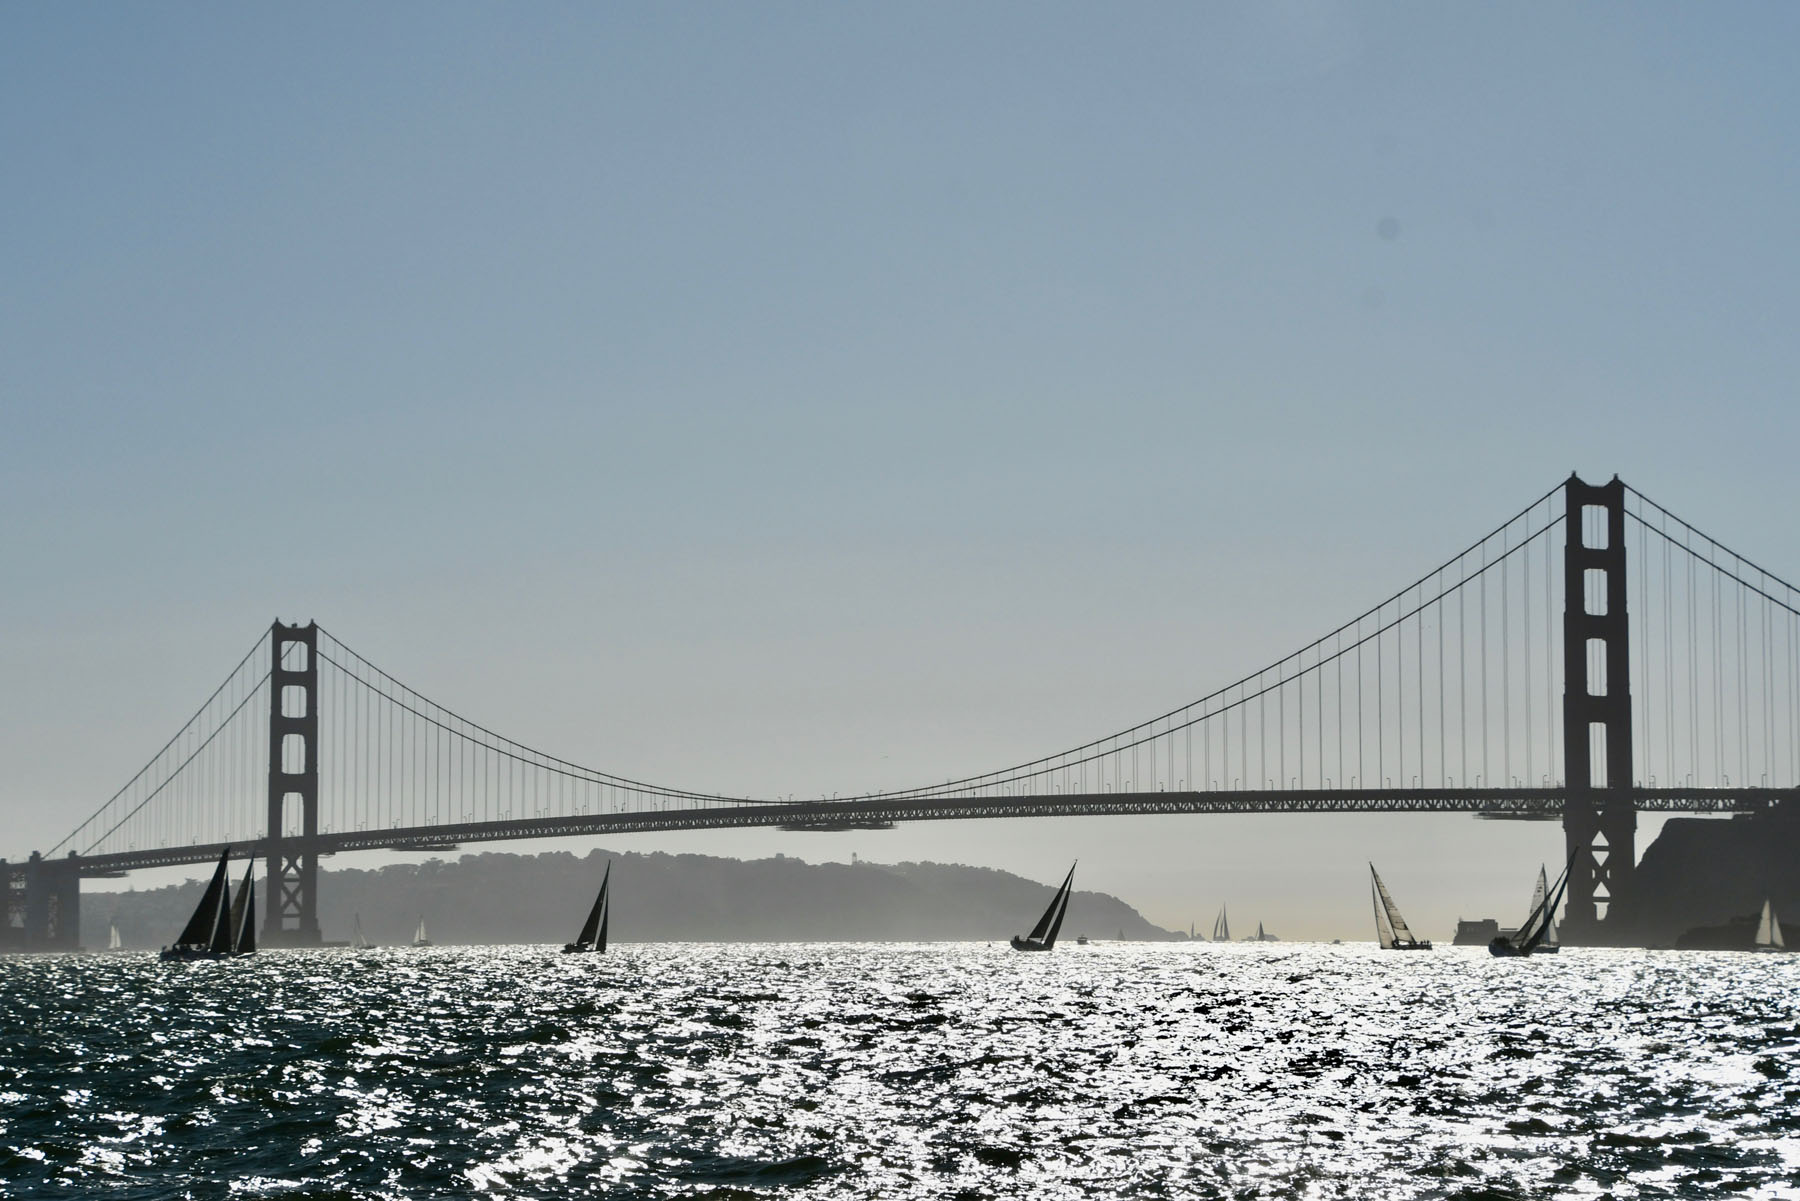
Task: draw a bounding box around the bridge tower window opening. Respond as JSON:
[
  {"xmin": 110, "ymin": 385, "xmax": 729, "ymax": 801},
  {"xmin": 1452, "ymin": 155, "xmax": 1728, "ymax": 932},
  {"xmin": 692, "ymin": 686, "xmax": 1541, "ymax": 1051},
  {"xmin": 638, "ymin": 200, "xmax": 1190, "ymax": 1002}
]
[
  {"xmin": 1587, "ymin": 724, "xmax": 1609, "ymax": 789},
  {"xmin": 281, "ymin": 733, "xmax": 306, "ymax": 774},
  {"xmin": 1584, "ymin": 505, "xmax": 1610, "ymax": 549},
  {"xmin": 1587, "ymin": 640, "xmax": 1608, "ymax": 698},
  {"xmin": 277, "ymin": 791, "xmax": 305, "ymax": 838}
]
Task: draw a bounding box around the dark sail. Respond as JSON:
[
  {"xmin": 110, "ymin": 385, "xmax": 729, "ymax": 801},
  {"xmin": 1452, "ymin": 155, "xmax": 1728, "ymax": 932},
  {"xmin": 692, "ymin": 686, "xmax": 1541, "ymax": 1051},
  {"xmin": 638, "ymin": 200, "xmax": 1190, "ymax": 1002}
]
[
  {"xmin": 578, "ymin": 865, "xmax": 610, "ymax": 950},
  {"xmin": 1011, "ymin": 863, "xmax": 1075, "ymax": 952},
  {"xmin": 1041, "ymin": 874, "xmax": 1073, "ymax": 949},
  {"xmin": 172, "ymin": 850, "xmax": 232, "ymax": 950},
  {"xmin": 595, "ymin": 873, "xmax": 609, "ymax": 954},
  {"xmin": 231, "ymin": 861, "xmax": 256, "ymax": 955},
  {"xmin": 208, "ymin": 875, "xmax": 235, "ymax": 954},
  {"xmin": 1030, "ymin": 865, "xmax": 1075, "ymax": 942}
]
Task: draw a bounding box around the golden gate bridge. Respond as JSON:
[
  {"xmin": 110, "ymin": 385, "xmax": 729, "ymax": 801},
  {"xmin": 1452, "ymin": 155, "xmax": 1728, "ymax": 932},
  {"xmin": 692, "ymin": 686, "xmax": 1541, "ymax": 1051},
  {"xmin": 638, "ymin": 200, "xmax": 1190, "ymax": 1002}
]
[{"xmin": 8, "ymin": 474, "xmax": 1799, "ymax": 949}]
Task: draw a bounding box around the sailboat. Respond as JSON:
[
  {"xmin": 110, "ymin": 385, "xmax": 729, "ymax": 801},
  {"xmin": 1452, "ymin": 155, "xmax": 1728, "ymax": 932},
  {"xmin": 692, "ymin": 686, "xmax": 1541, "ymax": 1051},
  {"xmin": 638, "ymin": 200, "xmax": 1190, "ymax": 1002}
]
[
  {"xmin": 1243, "ymin": 921, "xmax": 1279, "ymax": 943},
  {"xmin": 1489, "ymin": 848, "xmax": 1579, "ymax": 957},
  {"xmin": 1754, "ymin": 900, "xmax": 1787, "ymax": 952},
  {"xmin": 562, "ymin": 862, "xmax": 611, "ymax": 954},
  {"xmin": 160, "ymin": 848, "xmax": 252, "ymax": 960},
  {"xmin": 1010, "ymin": 863, "xmax": 1075, "ymax": 952},
  {"xmin": 412, "ymin": 917, "xmax": 433, "ymax": 948},
  {"xmin": 1370, "ymin": 863, "xmax": 1431, "ymax": 950},
  {"xmin": 1211, "ymin": 905, "xmax": 1230, "ymax": 942},
  {"xmin": 352, "ymin": 913, "xmax": 376, "ymax": 951},
  {"xmin": 105, "ymin": 924, "xmax": 124, "ymax": 953}
]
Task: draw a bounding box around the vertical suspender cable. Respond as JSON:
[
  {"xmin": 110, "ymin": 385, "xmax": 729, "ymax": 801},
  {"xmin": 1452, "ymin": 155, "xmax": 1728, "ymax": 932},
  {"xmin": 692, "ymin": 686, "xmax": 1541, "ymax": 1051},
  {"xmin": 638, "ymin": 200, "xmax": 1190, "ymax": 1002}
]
[
  {"xmin": 1548, "ymin": 507, "xmax": 1562, "ymax": 788},
  {"xmin": 1437, "ymin": 571, "xmax": 1446, "ymax": 786},
  {"xmin": 1523, "ymin": 522, "xmax": 1533, "ymax": 786},
  {"xmin": 1739, "ymin": 570, "xmax": 1749, "ymax": 784},
  {"xmin": 1377, "ymin": 605, "xmax": 1386, "ymax": 785},
  {"xmin": 1713, "ymin": 570, "xmax": 1723, "ymax": 783},
  {"xmin": 1636, "ymin": 510, "xmax": 1648, "ymax": 785},
  {"xmin": 1357, "ymin": 624, "xmax": 1365, "ymax": 788},
  {"xmin": 1663, "ymin": 513, "xmax": 1674, "ymax": 786},
  {"xmin": 1481, "ymin": 541, "xmax": 1490, "ymax": 787},
  {"xmin": 1502, "ymin": 528, "xmax": 1511, "ymax": 786},
  {"xmin": 1687, "ymin": 533, "xmax": 1698, "ymax": 782}
]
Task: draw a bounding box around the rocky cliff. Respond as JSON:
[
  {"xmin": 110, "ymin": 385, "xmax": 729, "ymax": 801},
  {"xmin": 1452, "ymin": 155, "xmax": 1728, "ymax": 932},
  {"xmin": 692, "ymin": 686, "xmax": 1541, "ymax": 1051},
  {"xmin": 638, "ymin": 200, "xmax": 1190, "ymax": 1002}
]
[{"xmin": 1620, "ymin": 807, "xmax": 1800, "ymax": 946}]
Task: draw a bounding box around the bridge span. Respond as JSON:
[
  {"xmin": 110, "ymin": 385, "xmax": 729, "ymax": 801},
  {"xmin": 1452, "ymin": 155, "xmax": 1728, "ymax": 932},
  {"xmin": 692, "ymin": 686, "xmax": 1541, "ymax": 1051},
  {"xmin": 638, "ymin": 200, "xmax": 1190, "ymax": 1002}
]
[
  {"xmin": 39, "ymin": 785, "xmax": 1791, "ymax": 879},
  {"xmin": 10, "ymin": 474, "xmax": 1800, "ymax": 949}
]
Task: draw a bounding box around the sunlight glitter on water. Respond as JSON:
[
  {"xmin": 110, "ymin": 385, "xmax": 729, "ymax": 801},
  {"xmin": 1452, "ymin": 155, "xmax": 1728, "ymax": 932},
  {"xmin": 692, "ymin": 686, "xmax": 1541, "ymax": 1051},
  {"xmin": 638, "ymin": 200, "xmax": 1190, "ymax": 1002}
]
[{"xmin": 4, "ymin": 943, "xmax": 1800, "ymax": 1198}]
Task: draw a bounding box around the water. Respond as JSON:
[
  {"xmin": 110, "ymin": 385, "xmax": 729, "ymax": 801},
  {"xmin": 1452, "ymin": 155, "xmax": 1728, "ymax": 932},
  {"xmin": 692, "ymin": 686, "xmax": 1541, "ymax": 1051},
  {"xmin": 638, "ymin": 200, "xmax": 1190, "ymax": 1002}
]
[{"xmin": 4, "ymin": 944, "xmax": 1799, "ymax": 1199}]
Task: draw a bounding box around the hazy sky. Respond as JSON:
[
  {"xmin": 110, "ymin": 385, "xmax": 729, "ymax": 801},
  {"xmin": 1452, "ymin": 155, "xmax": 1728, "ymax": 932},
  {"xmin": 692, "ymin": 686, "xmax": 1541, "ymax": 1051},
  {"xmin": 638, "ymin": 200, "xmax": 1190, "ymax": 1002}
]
[{"xmin": 5, "ymin": 4, "xmax": 1799, "ymax": 939}]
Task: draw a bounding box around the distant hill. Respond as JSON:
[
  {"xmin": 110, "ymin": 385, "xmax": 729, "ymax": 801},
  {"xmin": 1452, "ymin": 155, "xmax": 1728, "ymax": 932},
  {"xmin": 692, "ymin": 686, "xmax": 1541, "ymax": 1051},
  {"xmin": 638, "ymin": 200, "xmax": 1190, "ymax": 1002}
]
[
  {"xmin": 1620, "ymin": 808, "xmax": 1800, "ymax": 947},
  {"xmin": 84, "ymin": 850, "xmax": 1179, "ymax": 948}
]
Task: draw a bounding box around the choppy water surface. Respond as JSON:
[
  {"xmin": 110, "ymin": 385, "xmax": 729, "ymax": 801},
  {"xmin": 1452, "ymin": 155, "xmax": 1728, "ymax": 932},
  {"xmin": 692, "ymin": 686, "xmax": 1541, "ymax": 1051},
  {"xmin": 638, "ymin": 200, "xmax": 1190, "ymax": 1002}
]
[{"xmin": 4, "ymin": 944, "xmax": 1800, "ymax": 1199}]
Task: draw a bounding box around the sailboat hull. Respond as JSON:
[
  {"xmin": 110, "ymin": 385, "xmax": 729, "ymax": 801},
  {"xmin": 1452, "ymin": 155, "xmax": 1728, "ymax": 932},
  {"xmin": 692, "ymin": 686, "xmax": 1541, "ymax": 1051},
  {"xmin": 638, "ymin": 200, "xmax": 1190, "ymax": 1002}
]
[
  {"xmin": 561, "ymin": 942, "xmax": 599, "ymax": 954},
  {"xmin": 1009, "ymin": 937, "xmax": 1052, "ymax": 952},
  {"xmin": 1488, "ymin": 937, "xmax": 1545, "ymax": 957}
]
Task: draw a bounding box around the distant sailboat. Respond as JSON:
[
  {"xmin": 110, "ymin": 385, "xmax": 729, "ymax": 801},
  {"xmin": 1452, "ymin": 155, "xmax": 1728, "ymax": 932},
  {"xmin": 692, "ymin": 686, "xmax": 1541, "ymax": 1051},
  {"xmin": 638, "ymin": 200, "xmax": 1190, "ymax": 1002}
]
[
  {"xmin": 412, "ymin": 917, "xmax": 433, "ymax": 948},
  {"xmin": 352, "ymin": 913, "xmax": 376, "ymax": 951},
  {"xmin": 1490, "ymin": 849, "xmax": 1578, "ymax": 957},
  {"xmin": 160, "ymin": 849, "xmax": 238, "ymax": 961},
  {"xmin": 1010, "ymin": 863, "xmax": 1075, "ymax": 952},
  {"xmin": 1370, "ymin": 863, "xmax": 1431, "ymax": 950},
  {"xmin": 1244, "ymin": 921, "xmax": 1278, "ymax": 943},
  {"xmin": 1212, "ymin": 906, "xmax": 1230, "ymax": 942},
  {"xmin": 562, "ymin": 862, "xmax": 611, "ymax": 954},
  {"xmin": 106, "ymin": 924, "xmax": 123, "ymax": 953},
  {"xmin": 1755, "ymin": 900, "xmax": 1786, "ymax": 952}
]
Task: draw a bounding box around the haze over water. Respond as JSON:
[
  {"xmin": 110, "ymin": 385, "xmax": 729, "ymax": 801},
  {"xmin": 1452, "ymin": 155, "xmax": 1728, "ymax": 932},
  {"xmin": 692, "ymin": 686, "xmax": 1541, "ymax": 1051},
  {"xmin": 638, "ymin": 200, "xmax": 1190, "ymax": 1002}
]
[{"xmin": 4, "ymin": 944, "xmax": 1798, "ymax": 1199}]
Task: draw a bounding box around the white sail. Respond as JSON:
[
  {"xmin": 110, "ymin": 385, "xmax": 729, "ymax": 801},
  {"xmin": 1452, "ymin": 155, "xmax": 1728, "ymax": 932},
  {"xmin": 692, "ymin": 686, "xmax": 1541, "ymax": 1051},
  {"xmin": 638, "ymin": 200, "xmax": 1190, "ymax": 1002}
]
[
  {"xmin": 108, "ymin": 924, "xmax": 122, "ymax": 951},
  {"xmin": 1372, "ymin": 880, "xmax": 1396, "ymax": 948},
  {"xmin": 353, "ymin": 914, "xmax": 370, "ymax": 950},
  {"xmin": 1370, "ymin": 865, "xmax": 1418, "ymax": 945},
  {"xmin": 414, "ymin": 918, "xmax": 428, "ymax": 944},
  {"xmin": 1756, "ymin": 900, "xmax": 1784, "ymax": 950},
  {"xmin": 1533, "ymin": 865, "xmax": 1558, "ymax": 947}
]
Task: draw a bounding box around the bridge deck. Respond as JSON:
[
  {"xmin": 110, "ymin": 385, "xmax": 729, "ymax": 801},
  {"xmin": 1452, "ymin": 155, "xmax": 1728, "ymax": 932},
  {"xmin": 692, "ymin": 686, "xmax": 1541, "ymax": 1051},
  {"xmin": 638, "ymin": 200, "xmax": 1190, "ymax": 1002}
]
[{"xmin": 56, "ymin": 787, "xmax": 1789, "ymax": 876}]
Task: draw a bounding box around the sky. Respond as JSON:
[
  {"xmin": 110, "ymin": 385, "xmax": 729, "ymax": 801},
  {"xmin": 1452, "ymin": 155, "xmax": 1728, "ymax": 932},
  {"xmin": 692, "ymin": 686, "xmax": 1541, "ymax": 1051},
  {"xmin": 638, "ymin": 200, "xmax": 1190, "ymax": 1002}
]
[{"xmin": 4, "ymin": 3, "xmax": 1799, "ymax": 940}]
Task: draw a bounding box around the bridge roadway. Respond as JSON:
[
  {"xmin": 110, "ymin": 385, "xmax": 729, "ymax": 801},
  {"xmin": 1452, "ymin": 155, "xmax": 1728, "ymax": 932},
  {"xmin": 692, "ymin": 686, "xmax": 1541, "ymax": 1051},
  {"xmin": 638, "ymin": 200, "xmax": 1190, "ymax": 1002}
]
[{"xmin": 58, "ymin": 786, "xmax": 1792, "ymax": 877}]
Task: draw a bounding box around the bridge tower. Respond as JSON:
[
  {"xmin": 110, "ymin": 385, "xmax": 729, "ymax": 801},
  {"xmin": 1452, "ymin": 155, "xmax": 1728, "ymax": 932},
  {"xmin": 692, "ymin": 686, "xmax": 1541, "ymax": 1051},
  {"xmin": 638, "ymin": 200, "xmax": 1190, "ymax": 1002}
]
[
  {"xmin": 0, "ymin": 852, "xmax": 81, "ymax": 951},
  {"xmin": 263, "ymin": 620, "xmax": 322, "ymax": 946},
  {"xmin": 1561, "ymin": 474, "xmax": 1636, "ymax": 940}
]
